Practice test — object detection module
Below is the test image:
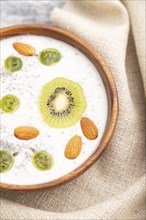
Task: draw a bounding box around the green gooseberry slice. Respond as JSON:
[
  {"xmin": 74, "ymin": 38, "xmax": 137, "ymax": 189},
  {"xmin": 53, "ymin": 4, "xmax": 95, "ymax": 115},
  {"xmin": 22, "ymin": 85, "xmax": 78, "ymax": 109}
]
[
  {"xmin": 0, "ymin": 150, "xmax": 14, "ymax": 173},
  {"xmin": 0, "ymin": 94, "xmax": 20, "ymax": 113},
  {"xmin": 32, "ymin": 150, "xmax": 54, "ymax": 171},
  {"xmin": 4, "ymin": 56, "xmax": 23, "ymax": 73},
  {"xmin": 38, "ymin": 48, "xmax": 61, "ymax": 66}
]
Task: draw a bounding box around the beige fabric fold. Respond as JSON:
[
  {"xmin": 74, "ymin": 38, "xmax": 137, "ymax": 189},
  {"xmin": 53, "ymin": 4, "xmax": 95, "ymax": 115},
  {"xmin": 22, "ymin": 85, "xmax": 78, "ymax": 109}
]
[
  {"xmin": 1, "ymin": 1, "xmax": 145, "ymax": 219},
  {"xmin": 123, "ymin": 0, "xmax": 146, "ymax": 95}
]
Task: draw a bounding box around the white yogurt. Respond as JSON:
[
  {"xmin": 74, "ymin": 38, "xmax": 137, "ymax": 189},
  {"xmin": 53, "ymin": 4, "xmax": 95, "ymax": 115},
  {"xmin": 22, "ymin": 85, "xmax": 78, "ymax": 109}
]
[{"xmin": 0, "ymin": 35, "xmax": 108, "ymax": 185}]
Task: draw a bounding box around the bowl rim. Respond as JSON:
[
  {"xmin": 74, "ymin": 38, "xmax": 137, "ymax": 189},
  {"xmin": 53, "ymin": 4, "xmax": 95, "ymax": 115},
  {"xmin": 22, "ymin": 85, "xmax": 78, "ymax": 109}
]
[{"xmin": 0, "ymin": 24, "xmax": 119, "ymax": 191}]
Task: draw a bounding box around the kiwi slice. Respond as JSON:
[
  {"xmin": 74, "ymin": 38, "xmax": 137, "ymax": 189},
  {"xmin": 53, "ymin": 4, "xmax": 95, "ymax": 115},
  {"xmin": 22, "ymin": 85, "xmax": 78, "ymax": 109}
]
[{"xmin": 39, "ymin": 77, "xmax": 87, "ymax": 128}]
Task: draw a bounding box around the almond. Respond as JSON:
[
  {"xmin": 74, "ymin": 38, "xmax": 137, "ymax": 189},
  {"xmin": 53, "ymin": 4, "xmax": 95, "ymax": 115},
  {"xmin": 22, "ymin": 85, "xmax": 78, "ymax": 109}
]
[
  {"xmin": 64, "ymin": 135, "xmax": 82, "ymax": 159},
  {"xmin": 13, "ymin": 42, "xmax": 36, "ymax": 56},
  {"xmin": 80, "ymin": 117, "xmax": 98, "ymax": 140},
  {"xmin": 14, "ymin": 126, "xmax": 39, "ymax": 140}
]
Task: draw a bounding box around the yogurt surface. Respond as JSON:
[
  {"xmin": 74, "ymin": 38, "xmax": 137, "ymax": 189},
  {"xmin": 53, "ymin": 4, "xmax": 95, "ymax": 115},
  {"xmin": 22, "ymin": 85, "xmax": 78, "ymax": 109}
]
[{"xmin": 0, "ymin": 35, "xmax": 108, "ymax": 185}]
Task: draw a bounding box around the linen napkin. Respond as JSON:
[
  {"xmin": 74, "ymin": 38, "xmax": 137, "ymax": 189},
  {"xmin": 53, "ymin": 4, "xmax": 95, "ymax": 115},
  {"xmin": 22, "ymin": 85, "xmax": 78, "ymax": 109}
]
[{"xmin": 1, "ymin": 1, "xmax": 145, "ymax": 219}]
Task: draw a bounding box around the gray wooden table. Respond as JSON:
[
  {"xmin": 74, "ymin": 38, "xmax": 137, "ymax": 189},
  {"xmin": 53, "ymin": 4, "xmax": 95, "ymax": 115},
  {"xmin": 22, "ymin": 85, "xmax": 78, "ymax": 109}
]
[{"xmin": 1, "ymin": 0, "xmax": 65, "ymax": 28}]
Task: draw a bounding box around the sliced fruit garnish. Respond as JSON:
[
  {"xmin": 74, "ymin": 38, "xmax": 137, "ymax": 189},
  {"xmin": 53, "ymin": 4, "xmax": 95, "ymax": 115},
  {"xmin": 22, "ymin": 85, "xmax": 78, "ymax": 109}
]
[
  {"xmin": 39, "ymin": 77, "xmax": 87, "ymax": 128},
  {"xmin": 32, "ymin": 150, "xmax": 54, "ymax": 171},
  {"xmin": 38, "ymin": 48, "xmax": 61, "ymax": 66},
  {"xmin": 0, "ymin": 94, "xmax": 20, "ymax": 113},
  {"xmin": 0, "ymin": 150, "xmax": 14, "ymax": 173},
  {"xmin": 4, "ymin": 56, "xmax": 23, "ymax": 73}
]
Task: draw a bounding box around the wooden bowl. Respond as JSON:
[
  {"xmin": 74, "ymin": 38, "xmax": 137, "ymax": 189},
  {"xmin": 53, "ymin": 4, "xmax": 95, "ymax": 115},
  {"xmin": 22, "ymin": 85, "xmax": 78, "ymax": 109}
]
[{"xmin": 0, "ymin": 24, "xmax": 118, "ymax": 191}]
